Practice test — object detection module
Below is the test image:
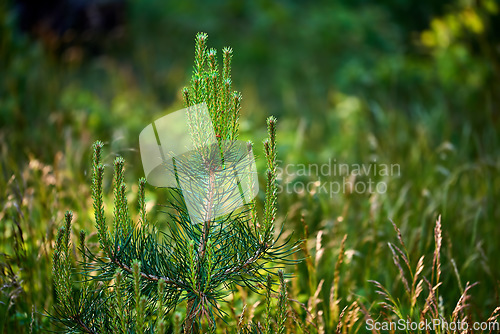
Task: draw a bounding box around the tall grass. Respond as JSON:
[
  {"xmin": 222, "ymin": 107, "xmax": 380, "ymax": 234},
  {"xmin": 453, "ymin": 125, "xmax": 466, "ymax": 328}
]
[{"xmin": 1, "ymin": 0, "xmax": 499, "ymax": 332}]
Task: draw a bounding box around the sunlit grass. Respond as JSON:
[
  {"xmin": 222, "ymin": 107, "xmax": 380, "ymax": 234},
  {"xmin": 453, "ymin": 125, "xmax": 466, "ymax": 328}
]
[{"xmin": 1, "ymin": 0, "xmax": 499, "ymax": 332}]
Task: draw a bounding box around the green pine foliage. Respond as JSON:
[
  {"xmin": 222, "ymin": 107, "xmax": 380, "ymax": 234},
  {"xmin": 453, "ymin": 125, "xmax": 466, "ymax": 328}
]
[{"xmin": 50, "ymin": 33, "xmax": 299, "ymax": 333}]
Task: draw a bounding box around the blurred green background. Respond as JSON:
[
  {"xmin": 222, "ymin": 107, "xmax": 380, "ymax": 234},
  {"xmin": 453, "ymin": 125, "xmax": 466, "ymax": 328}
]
[{"xmin": 1, "ymin": 0, "xmax": 499, "ymax": 332}]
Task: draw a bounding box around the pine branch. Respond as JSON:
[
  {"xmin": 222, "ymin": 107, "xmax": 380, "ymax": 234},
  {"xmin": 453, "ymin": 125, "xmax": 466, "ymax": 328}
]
[
  {"xmin": 113, "ymin": 157, "xmax": 131, "ymax": 241},
  {"xmin": 92, "ymin": 141, "xmax": 111, "ymax": 256},
  {"xmin": 73, "ymin": 315, "xmax": 100, "ymax": 334},
  {"xmin": 263, "ymin": 117, "xmax": 278, "ymax": 243},
  {"xmin": 134, "ymin": 261, "xmax": 145, "ymax": 333},
  {"xmin": 110, "ymin": 256, "xmax": 184, "ymax": 287},
  {"xmin": 113, "ymin": 269, "xmax": 126, "ymax": 333},
  {"xmin": 265, "ymin": 274, "xmax": 273, "ymax": 334},
  {"xmin": 80, "ymin": 230, "xmax": 89, "ymax": 299},
  {"xmin": 138, "ymin": 177, "xmax": 148, "ymax": 226},
  {"xmin": 157, "ymin": 278, "xmax": 166, "ymax": 328},
  {"xmin": 277, "ymin": 270, "xmax": 288, "ymax": 334}
]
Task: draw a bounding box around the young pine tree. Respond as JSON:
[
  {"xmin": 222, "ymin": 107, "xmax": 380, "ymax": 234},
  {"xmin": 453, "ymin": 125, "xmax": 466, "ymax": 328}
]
[{"xmin": 50, "ymin": 33, "xmax": 297, "ymax": 333}]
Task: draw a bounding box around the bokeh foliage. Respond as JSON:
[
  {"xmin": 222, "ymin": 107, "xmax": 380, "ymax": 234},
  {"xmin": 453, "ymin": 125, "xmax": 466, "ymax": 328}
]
[{"xmin": 1, "ymin": 0, "xmax": 499, "ymax": 332}]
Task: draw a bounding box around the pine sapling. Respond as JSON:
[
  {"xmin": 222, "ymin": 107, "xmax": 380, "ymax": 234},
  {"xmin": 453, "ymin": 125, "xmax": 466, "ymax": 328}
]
[{"xmin": 50, "ymin": 32, "xmax": 298, "ymax": 333}]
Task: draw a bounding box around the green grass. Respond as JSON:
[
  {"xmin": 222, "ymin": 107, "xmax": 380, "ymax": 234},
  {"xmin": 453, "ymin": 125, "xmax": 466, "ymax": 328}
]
[{"xmin": 1, "ymin": 0, "xmax": 499, "ymax": 332}]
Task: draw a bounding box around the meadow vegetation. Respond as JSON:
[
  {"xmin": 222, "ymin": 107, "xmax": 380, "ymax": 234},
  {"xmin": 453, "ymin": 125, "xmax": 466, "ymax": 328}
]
[{"xmin": 1, "ymin": 0, "xmax": 499, "ymax": 332}]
